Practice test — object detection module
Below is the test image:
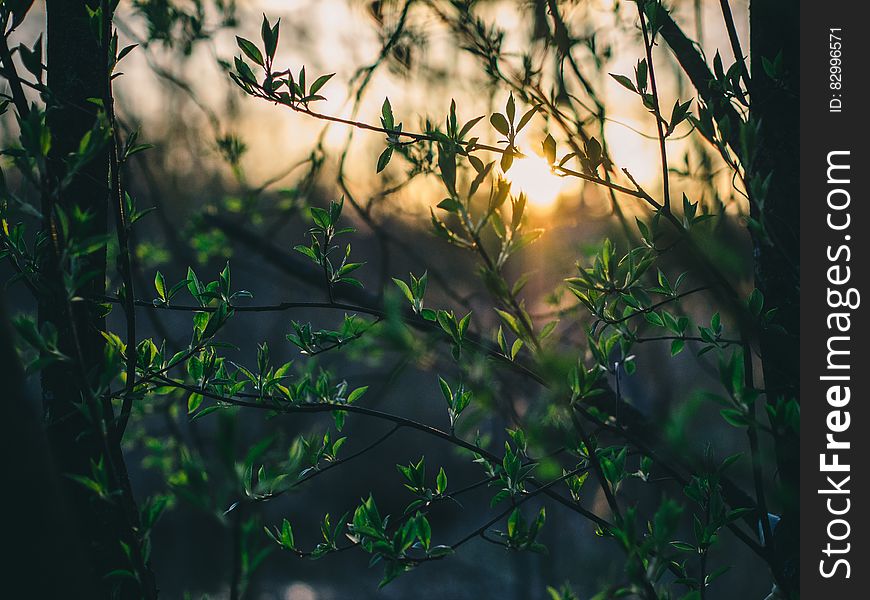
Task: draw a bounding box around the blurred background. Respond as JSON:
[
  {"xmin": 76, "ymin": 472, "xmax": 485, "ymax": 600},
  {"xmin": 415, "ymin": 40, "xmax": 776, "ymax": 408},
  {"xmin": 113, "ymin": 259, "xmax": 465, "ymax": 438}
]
[{"xmin": 2, "ymin": 1, "xmax": 767, "ymax": 598}]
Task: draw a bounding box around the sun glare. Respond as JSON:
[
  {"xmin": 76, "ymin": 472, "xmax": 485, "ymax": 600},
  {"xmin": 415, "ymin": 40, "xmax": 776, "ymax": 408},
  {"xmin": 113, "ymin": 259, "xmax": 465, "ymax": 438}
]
[
  {"xmin": 602, "ymin": 119, "xmax": 661, "ymax": 189},
  {"xmin": 504, "ymin": 152, "xmax": 566, "ymax": 210}
]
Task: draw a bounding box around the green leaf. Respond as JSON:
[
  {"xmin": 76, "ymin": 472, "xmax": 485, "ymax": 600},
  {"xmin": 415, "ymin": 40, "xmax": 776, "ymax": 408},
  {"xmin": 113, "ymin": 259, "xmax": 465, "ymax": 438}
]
[
  {"xmin": 416, "ymin": 515, "xmax": 431, "ymax": 550},
  {"xmin": 609, "ymin": 73, "xmax": 637, "ymax": 93},
  {"xmin": 187, "ymin": 393, "xmax": 203, "ymax": 413},
  {"xmin": 670, "ymin": 541, "xmax": 695, "ymax": 552},
  {"xmin": 494, "ymin": 308, "xmax": 521, "ymax": 337},
  {"xmin": 18, "ymin": 35, "xmax": 42, "ymax": 79},
  {"xmin": 500, "ymin": 149, "xmax": 514, "ymax": 172},
  {"xmin": 236, "ymin": 37, "xmax": 264, "ymax": 66},
  {"xmin": 66, "ymin": 474, "xmax": 104, "ymax": 495},
  {"xmin": 346, "ymin": 386, "xmax": 368, "ymax": 403},
  {"xmin": 294, "ymin": 244, "xmax": 318, "ymax": 262},
  {"xmin": 436, "ymin": 467, "xmax": 447, "ymax": 494},
  {"xmin": 428, "ymin": 545, "xmax": 454, "ymax": 558},
  {"xmin": 747, "ymin": 288, "xmax": 764, "ymax": 317},
  {"xmin": 186, "ymin": 267, "xmax": 202, "ymax": 302},
  {"xmin": 309, "ymin": 73, "xmax": 335, "ymax": 96},
  {"xmin": 542, "ymin": 134, "xmax": 557, "ymax": 165},
  {"xmin": 505, "ymin": 93, "xmax": 516, "ymax": 122},
  {"xmin": 436, "ymin": 310, "xmax": 456, "ymax": 338},
  {"xmin": 761, "ymin": 55, "xmax": 777, "ymax": 78},
  {"xmin": 490, "ymin": 112, "xmax": 510, "ymax": 136},
  {"xmin": 438, "ymin": 377, "xmax": 452, "ymax": 403},
  {"xmin": 459, "ymin": 115, "xmax": 484, "ymax": 139},
  {"xmin": 281, "ymin": 518, "xmax": 296, "ymax": 549},
  {"xmin": 104, "ymin": 569, "xmax": 138, "ymax": 582},
  {"xmin": 645, "ymin": 311, "xmax": 664, "ymax": 328},
  {"xmin": 333, "ymin": 410, "xmax": 346, "ymax": 431},
  {"xmin": 381, "ymin": 97, "xmax": 394, "ymax": 129},
  {"xmin": 338, "ymin": 262, "xmax": 364, "ymax": 276},
  {"xmin": 310, "ymin": 206, "xmax": 331, "ymax": 228},
  {"xmin": 437, "ymin": 198, "xmax": 462, "ymax": 213},
  {"xmin": 154, "ymin": 271, "xmax": 166, "ymax": 302},
  {"xmin": 261, "ymin": 16, "xmax": 279, "ymax": 59},
  {"xmin": 458, "ymin": 312, "xmax": 471, "ymax": 338},
  {"xmin": 720, "ymin": 408, "xmax": 750, "ymax": 427},
  {"xmin": 507, "ymin": 507, "xmax": 521, "ymax": 537},
  {"xmin": 540, "ymin": 320, "xmax": 558, "ymax": 340},
  {"xmin": 189, "ymin": 405, "xmax": 225, "ymax": 422},
  {"xmin": 516, "ymin": 106, "xmax": 538, "ymax": 132},
  {"xmin": 392, "ymin": 278, "xmax": 414, "ymax": 303}
]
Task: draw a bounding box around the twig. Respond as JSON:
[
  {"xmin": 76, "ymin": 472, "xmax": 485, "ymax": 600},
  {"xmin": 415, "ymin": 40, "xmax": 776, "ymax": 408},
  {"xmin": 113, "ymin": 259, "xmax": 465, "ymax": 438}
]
[
  {"xmin": 598, "ymin": 286, "xmax": 708, "ymax": 326},
  {"xmin": 150, "ymin": 373, "xmax": 610, "ymax": 529},
  {"xmin": 637, "ymin": 1, "xmax": 671, "ymax": 212},
  {"xmin": 742, "ymin": 340, "xmax": 774, "ymax": 557},
  {"xmin": 107, "ymin": 33, "xmax": 138, "ymax": 440},
  {"xmin": 253, "ymin": 424, "xmax": 401, "ymax": 503},
  {"xmin": 718, "ymin": 0, "xmax": 751, "ymax": 92},
  {"xmin": 0, "ymin": 29, "xmax": 30, "ymax": 118},
  {"xmin": 449, "ymin": 465, "xmax": 588, "ymax": 551},
  {"xmin": 570, "ymin": 411, "xmax": 621, "ymax": 520},
  {"xmin": 634, "ymin": 335, "xmax": 739, "ymax": 345},
  {"xmin": 572, "ymin": 402, "xmax": 766, "ymax": 560}
]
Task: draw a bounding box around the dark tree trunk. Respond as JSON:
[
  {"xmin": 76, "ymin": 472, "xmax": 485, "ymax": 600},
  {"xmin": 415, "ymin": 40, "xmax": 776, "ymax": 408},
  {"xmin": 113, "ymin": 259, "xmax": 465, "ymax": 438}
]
[
  {"xmin": 41, "ymin": 2, "xmax": 156, "ymax": 596},
  {"xmin": 749, "ymin": 0, "xmax": 800, "ymax": 595},
  {"xmin": 660, "ymin": 2, "xmax": 800, "ymax": 594},
  {"xmin": 0, "ymin": 293, "xmax": 98, "ymax": 598}
]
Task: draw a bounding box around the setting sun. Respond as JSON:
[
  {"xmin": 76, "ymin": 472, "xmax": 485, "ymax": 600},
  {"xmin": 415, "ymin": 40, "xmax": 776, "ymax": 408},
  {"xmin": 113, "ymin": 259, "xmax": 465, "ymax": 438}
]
[{"xmin": 504, "ymin": 152, "xmax": 566, "ymax": 210}]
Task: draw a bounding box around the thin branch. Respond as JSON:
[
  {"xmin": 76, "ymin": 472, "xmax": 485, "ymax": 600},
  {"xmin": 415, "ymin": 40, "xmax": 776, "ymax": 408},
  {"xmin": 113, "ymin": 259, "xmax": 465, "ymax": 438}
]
[
  {"xmin": 637, "ymin": 1, "xmax": 671, "ymax": 212},
  {"xmin": 99, "ymin": 291, "xmax": 550, "ymax": 387},
  {"xmin": 718, "ymin": 0, "xmax": 751, "ymax": 92},
  {"xmin": 742, "ymin": 340, "xmax": 773, "ymax": 557},
  {"xmin": 634, "ymin": 335, "xmax": 739, "ymax": 345},
  {"xmin": 150, "ymin": 373, "xmax": 610, "ymax": 529},
  {"xmin": 597, "ymin": 286, "xmax": 709, "ymax": 326},
  {"xmin": 247, "ymin": 84, "xmax": 659, "ymax": 204},
  {"xmin": 570, "ymin": 411, "xmax": 621, "ymax": 520},
  {"xmin": 0, "ymin": 236, "xmax": 40, "ymax": 298},
  {"xmin": 108, "ymin": 52, "xmax": 137, "ymax": 440},
  {"xmin": 0, "ymin": 29, "xmax": 30, "ymax": 118},
  {"xmin": 252, "ymin": 424, "xmax": 402, "ymax": 503},
  {"xmin": 572, "ymin": 402, "xmax": 766, "ymax": 559},
  {"xmin": 449, "ymin": 465, "xmax": 589, "ymax": 551}
]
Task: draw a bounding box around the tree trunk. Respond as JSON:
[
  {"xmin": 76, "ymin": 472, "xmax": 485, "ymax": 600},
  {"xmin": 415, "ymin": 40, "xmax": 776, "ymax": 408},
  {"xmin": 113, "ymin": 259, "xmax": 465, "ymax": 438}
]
[
  {"xmin": 0, "ymin": 292, "xmax": 99, "ymax": 598},
  {"xmin": 41, "ymin": 2, "xmax": 156, "ymax": 596},
  {"xmin": 749, "ymin": 0, "xmax": 800, "ymax": 595}
]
